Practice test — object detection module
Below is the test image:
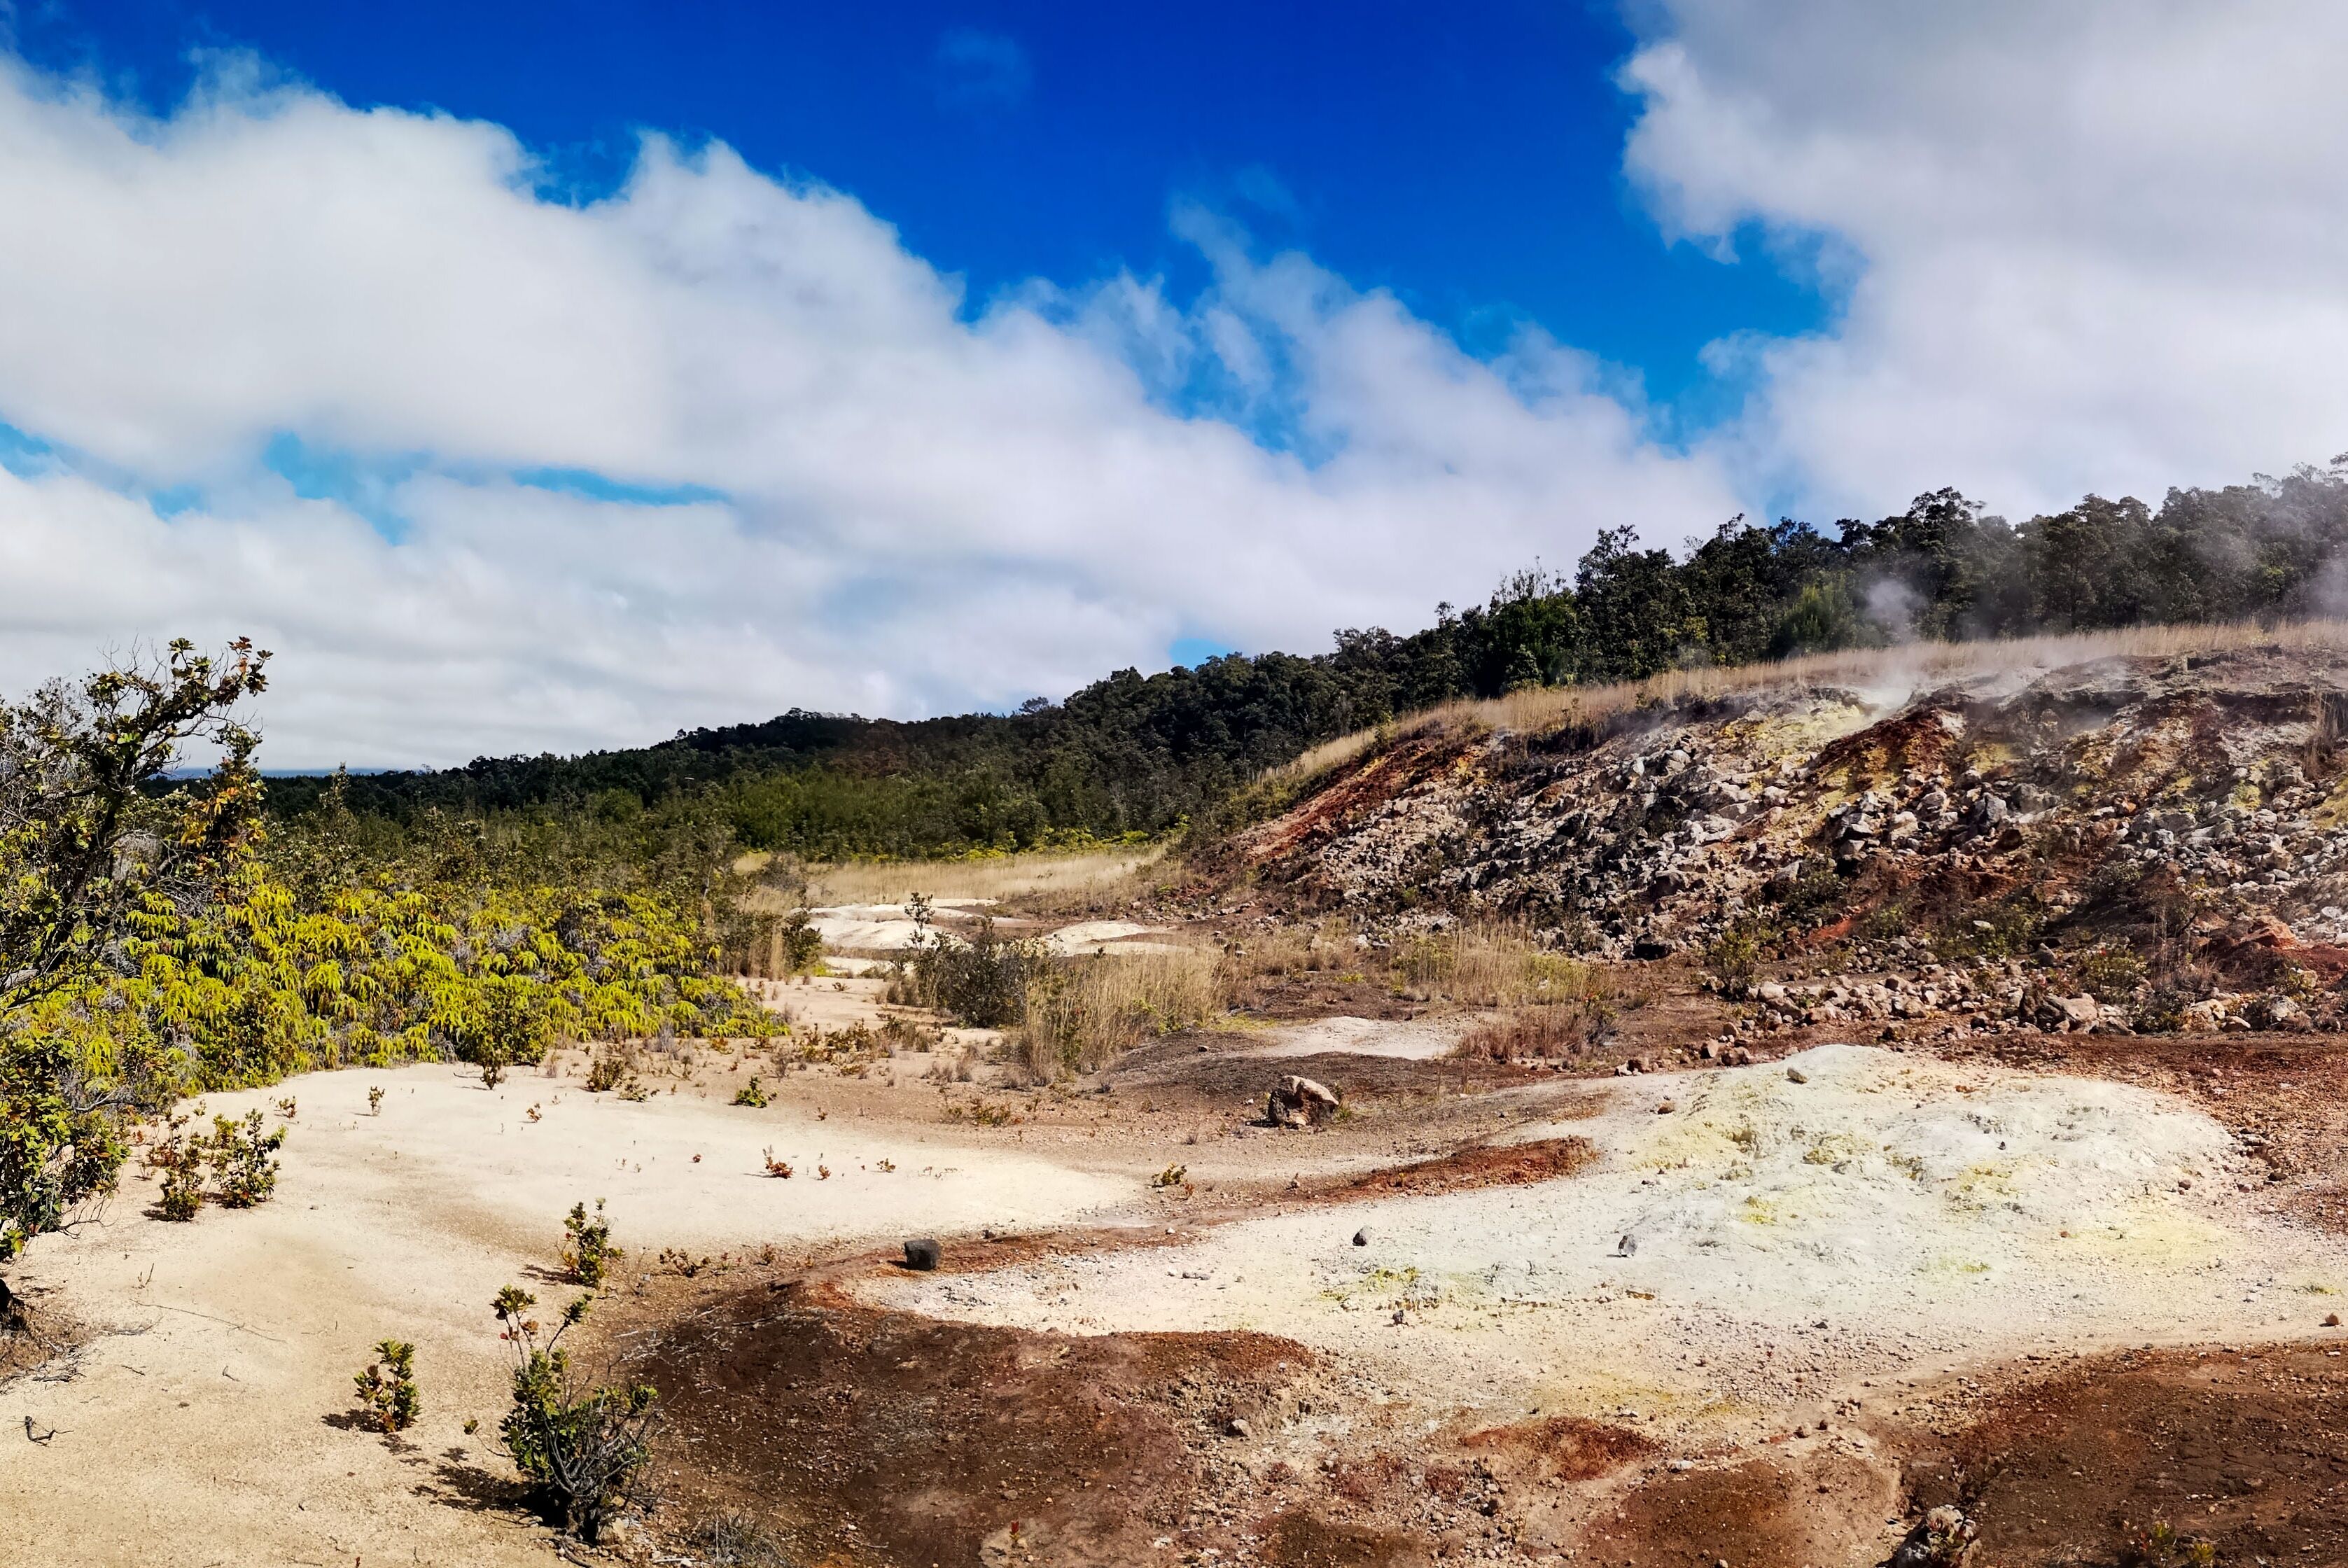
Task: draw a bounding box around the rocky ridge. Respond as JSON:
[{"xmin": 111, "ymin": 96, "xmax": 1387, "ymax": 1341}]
[{"xmin": 1227, "ymin": 642, "xmax": 2348, "ymax": 1039}]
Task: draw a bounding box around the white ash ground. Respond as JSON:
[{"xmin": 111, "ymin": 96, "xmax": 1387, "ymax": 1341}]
[{"xmin": 867, "ymin": 1044, "xmax": 2348, "ymax": 1442}]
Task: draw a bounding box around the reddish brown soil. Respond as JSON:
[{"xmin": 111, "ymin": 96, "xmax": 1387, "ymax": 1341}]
[
  {"xmin": 614, "ymin": 1280, "xmax": 1315, "ymax": 1568},
  {"xmin": 1574, "ymin": 1448, "xmax": 1892, "ymax": 1568},
  {"xmin": 1460, "ymin": 1415, "xmax": 1654, "ymax": 1481},
  {"xmin": 1334, "ymin": 1136, "xmax": 1598, "ymax": 1198},
  {"xmin": 1900, "ymin": 1343, "xmax": 2348, "ymax": 1563}
]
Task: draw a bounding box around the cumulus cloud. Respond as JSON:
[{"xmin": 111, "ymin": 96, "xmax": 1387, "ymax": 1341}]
[
  {"xmin": 0, "ymin": 55, "xmax": 1738, "ymax": 765},
  {"xmin": 1623, "ymin": 0, "xmax": 2348, "ymax": 519}
]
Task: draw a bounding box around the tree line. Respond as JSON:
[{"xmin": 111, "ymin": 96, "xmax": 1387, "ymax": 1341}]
[{"xmin": 265, "ymin": 457, "xmax": 2348, "ymax": 858}]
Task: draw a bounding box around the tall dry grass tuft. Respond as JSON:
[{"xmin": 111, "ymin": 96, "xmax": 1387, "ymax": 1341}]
[
  {"xmin": 1015, "ymin": 946, "xmax": 1224, "ymax": 1082},
  {"xmin": 805, "ymin": 846, "xmax": 1166, "ymax": 911},
  {"xmin": 1216, "ymin": 918, "xmax": 1360, "ymax": 987},
  {"xmin": 1389, "ymin": 920, "xmax": 1595, "ymax": 1008}
]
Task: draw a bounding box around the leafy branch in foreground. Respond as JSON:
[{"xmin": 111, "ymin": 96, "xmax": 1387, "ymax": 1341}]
[
  {"xmin": 492, "ymin": 1284, "xmax": 658, "ymax": 1541},
  {"xmin": 0, "ymin": 640, "xmax": 268, "ymax": 1322}
]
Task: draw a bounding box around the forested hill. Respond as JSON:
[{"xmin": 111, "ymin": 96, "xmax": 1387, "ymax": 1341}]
[{"xmin": 267, "ymin": 459, "xmax": 2348, "ymax": 858}]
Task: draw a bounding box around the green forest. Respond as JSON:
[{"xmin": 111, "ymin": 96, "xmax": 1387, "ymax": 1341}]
[{"xmin": 267, "ymin": 458, "xmax": 2348, "ymax": 860}]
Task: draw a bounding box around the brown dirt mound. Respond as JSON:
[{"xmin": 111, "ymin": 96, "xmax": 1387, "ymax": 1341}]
[
  {"xmin": 1462, "ymin": 1415, "xmax": 1654, "ymax": 1481},
  {"xmin": 615, "ymin": 1282, "xmax": 1314, "ymax": 1567},
  {"xmin": 1575, "ymin": 1448, "xmax": 1892, "ymax": 1568},
  {"xmin": 1337, "ymin": 1137, "xmax": 1598, "ymax": 1198},
  {"xmin": 1903, "ymin": 1343, "xmax": 2348, "ymax": 1563}
]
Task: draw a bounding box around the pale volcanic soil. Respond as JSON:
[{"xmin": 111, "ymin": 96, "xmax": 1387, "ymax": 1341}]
[
  {"xmin": 875, "ymin": 1042, "xmax": 2342, "ymax": 1429},
  {"xmin": 7, "ymin": 971, "xmax": 2348, "ymax": 1567}
]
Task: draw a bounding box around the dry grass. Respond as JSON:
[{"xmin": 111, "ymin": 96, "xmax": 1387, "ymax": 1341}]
[
  {"xmin": 1389, "ymin": 920, "xmax": 1597, "ymax": 1008},
  {"xmin": 1216, "ymin": 918, "xmax": 1362, "ymax": 986},
  {"xmin": 1454, "ymin": 1001, "xmax": 1616, "ymax": 1063},
  {"xmin": 804, "ymin": 846, "xmax": 1167, "ymax": 909},
  {"xmin": 1015, "ymin": 946, "xmax": 1224, "ymax": 1082},
  {"xmin": 1266, "ymin": 618, "xmax": 2348, "ymax": 788}
]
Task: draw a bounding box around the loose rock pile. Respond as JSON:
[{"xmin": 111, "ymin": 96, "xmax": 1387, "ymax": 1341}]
[{"xmin": 1231, "ymin": 645, "xmax": 2348, "ymax": 1032}]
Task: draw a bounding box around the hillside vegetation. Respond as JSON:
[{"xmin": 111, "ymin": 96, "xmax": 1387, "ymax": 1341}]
[{"xmin": 265, "ymin": 458, "xmax": 2348, "ymax": 859}]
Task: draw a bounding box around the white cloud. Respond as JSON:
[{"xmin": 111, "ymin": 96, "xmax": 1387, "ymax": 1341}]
[
  {"xmin": 1623, "ymin": 0, "xmax": 2348, "ymax": 519},
  {"xmin": 0, "ymin": 55, "xmax": 1740, "ymax": 765}
]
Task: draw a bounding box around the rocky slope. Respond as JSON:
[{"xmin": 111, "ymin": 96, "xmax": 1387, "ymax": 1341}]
[{"xmin": 1221, "ymin": 638, "xmax": 2348, "ymax": 1038}]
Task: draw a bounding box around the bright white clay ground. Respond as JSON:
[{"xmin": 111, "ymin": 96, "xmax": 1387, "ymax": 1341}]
[{"xmin": 866, "ymin": 1044, "xmax": 2348, "ymax": 1438}]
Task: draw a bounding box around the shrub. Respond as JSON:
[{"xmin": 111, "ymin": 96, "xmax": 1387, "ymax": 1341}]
[
  {"xmin": 207, "ymin": 1109, "xmax": 286, "ymax": 1208},
  {"xmin": 1704, "ymin": 919, "xmax": 1767, "ymax": 996},
  {"xmin": 492, "ymin": 1286, "xmax": 659, "ymax": 1543},
  {"xmin": 890, "ymin": 899, "xmax": 1042, "ymax": 1028},
  {"xmin": 2076, "ymin": 944, "xmax": 2147, "ymax": 1004},
  {"xmin": 780, "ymin": 912, "xmax": 825, "ymax": 975},
  {"xmin": 155, "ymin": 1131, "xmax": 207, "ymax": 1221},
  {"xmin": 692, "ymin": 1508, "xmax": 792, "ymax": 1567},
  {"xmin": 561, "ymin": 1200, "xmax": 620, "ymax": 1288},
  {"xmin": 585, "ymin": 1044, "xmax": 635, "ymax": 1094},
  {"xmin": 2118, "ymin": 1521, "xmax": 2216, "ymax": 1568},
  {"xmin": 732, "ymin": 1077, "xmax": 769, "ymax": 1108},
  {"xmin": 367, "ymin": 1085, "xmax": 384, "ymax": 1115},
  {"xmin": 354, "ymin": 1338, "xmax": 421, "ymax": 1433}
]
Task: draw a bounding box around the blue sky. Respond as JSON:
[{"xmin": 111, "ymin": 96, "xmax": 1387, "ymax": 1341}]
[
  {"xmin": 0, "ymin": 3, "xmax": 2340, "ymax": 765},
  {"xmin": 11, "ymin": 0, "xmax": 1820, "ymax": 422}
]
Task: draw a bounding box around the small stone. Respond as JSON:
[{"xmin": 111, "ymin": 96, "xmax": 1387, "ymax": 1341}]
[
  {"xmin": 1227, "ymin": 1417, "xmax": 1252, "ymax": 1438},
  {"xmin": 902, "ymin": 1238, "xmax": 941, "ymax": 1271},
  {"xmin": 1785, "ymin": 1066, "xmax": 1809, "ymax": 1084},
  {"xmin": 1618, "ymin": 1234, "xmax": 1638, "ymax": 1256},
  {"xmin": 2326, "ymin": 1312, "xmax": 2341, "ymax": 1327},
  {"xmin": 1353, "ymin": 1228, "xmax": 1371, "ymax": 1247}
]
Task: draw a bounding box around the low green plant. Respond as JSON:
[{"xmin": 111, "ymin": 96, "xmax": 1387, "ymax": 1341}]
[
  {"xmin": 354, "ymin": 1338, "xmax": 421, "ymax": 1433},
  {"xmin": 154, "ymin": 1128, "xmax": 207, "ymax": 1221},
  {"xmin": 561, "ymin": 1199, "xmax": 620, "ymax": 1288},
  {"xmin": 367, "ymin": 1085, "xmax": 384, "ymax": 1115},
  {"xmin": 1151, "ymin": 1163, "xmax": 1188, "ymax": 1189},
  {"xmin": 2076, "ymin": 944, "xmax": 2147, "ymax": 1003},
  {"xmin": 492, "ymin": 1285, "xmax": 659, "ymax": 1542},
  {"xmin": 1705, "ymin": 918, "xmax": 1768, "ymax": 995},
  {"xmin": 207, "ymin": 1109, "xmax": 286, "ymax": 1208},
  {"xmin": 2118, "ymin": 1521, "xmax": 2216, "ymax": 1568},
  {"xmin": 731, "ymin": 1077, "xmax": 768, "ymax": 1108}
]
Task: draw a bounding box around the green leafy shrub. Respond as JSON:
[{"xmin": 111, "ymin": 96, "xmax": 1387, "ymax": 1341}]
[
  {"xmin": 493, "ymin": 1285, "xmax": 659, "ymax": 1542},
  {"xmin": 354, "ymin": 1338, "xmax": 421, "ymax": 1433},
  {"xmin": 155, "ymin": 1129, "xmax": 207, "ymax": 1222},
  {"xmin": 890, "ymin": 899, "xmax": 1041, "ymax": 1028},
  {"xmin": 207, "ymin": 1109, "xmax": 286, "ymax": 1208},
  {"xmin": 2118, "ymin": 1521, "xmax": 2216, "ymax": 1568},
  {"xmin": 561, "ymin": 1200, "xmax": 620, "ymax": 1288},
  {"xmin": 732, "ymin": 1076, "xmax": 768, "ymax": 1107},
  {"xmin": 2076, "ymin": 944, "xmax": 2147, "ymax": 1004},
  {"xmin": 1705, "ymin": 918, "xmax": 1768, "ymax": 995}
]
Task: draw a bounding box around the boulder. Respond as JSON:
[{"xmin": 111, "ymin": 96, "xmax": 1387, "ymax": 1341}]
[
  {"xmin": 903, "ymin": 1238, "xmax": 942, "ymax": 1271},
  {"xmin": 1269, "ymin": 1074, "xmax": 1341, "ymax": 1128}
]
